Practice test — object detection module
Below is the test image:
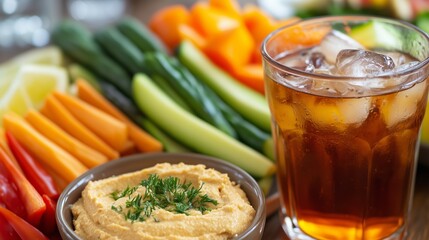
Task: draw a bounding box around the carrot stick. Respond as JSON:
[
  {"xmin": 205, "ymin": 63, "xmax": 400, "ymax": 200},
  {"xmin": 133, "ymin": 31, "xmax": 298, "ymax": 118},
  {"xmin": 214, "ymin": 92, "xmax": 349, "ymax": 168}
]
[
  {"xmin": 25, "ymin": 110, "xmax": 108, "ymax": 168},
  {"xmin": 76, "ymin": 80, "xmax": 131, "ymax": 123},
  {"xmin": 76, "ymin": 80, "xmax": 163, "ymax": 152},
  {"xmin": 0, "ymin": 128, "xmax": 22, "ymax": 172},
  {"xmin": 53, "ymin": 91, "xmax": 128, "ymax": 151},
  {"xmin": 128, "ymin": 124, "xmax": 163, "ymax": 152},
  {"xmin": 40, "ymin": 96, "xmax": 119, "ymax": 160},
  {"xmin": 2, "ymin": 113, "xmax": 88, "ymax": 183},
  {"xmin": 119, "ymin": 140, "xmax": 137, "ymax": 156}
]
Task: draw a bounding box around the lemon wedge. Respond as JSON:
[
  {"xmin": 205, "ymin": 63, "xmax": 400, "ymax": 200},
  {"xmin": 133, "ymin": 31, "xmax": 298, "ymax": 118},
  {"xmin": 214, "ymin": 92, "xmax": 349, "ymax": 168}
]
[
  {"xmin": 0, "ymin": 64, "xmax": 68, "ymax": 120},
  {"xmin": 0, "ymin": 46, "xmax": 63, "ymax": 98}
]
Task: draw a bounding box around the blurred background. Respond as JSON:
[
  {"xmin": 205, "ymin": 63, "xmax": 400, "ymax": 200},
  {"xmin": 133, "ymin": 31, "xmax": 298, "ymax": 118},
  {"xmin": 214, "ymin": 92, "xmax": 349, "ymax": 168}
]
[{"xmin": 1, "ymin": 0, "xmax": 428, "ymax": 62}]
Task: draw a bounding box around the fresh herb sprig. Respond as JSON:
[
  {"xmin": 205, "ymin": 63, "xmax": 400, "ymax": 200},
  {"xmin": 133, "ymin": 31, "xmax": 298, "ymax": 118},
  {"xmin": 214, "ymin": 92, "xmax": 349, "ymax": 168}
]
[{"xmin": 110, "ymin": 174, "xmax": 218, "ymax": 222}]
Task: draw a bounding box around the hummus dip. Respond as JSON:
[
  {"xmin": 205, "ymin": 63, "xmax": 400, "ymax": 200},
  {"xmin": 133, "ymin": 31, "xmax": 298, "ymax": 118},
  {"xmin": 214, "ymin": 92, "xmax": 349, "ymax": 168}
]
[{"xmin": 71, "ymin": 163, "xmax": 256, "ymax": 240}]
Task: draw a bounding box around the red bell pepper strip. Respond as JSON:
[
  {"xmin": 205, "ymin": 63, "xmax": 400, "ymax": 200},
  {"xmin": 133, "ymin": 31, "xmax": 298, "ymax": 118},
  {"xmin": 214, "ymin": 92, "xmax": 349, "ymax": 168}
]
[
  {"xmin": 0, "ymin": 197, "xmax": 20, "ymax": 240},
  {"xmin": 39, "ymin": 194, "xmax": 57, "ymax": 236},
  {"xmin": 0, "ymin": 207, "xmax": 48, "ymax": 240},
  {"xmin": 0, "ymin": 147, "xmax": 46, "ymax": 227},
  {"xmin": 6, "ymin": 132, "xmax": 59, "ymax": 200},
  {"xmin": 0, "ymin": 213, "xmax": 20, "ymax": 240},
  {"xmin": 0, "ymin": 168, "xmax": 26, "ymax": 218}
]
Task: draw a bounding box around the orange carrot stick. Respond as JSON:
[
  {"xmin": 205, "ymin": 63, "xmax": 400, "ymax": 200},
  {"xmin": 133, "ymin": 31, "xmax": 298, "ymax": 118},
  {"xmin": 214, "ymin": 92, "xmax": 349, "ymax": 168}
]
[
  {"xmin": 0, "ymin": 128, "xmax": 22, "ymax": 171},
  {"xmin": 76, "ymin": 80, "xmax": 163, "ymax": 152},
  {"xmin": 119, "ymin": 140, "xmax": 137, "ymax": 156},
  {"xmin": 2, "ymin": 113, "xmax": 87, "ymax": 183},
  {"xmin": 25, "ymin": 110, "xmax": 108, "ymax": 168},
  {"xmin": 53, "ymin": 92, "xmax": 127, "ymax": 151},
  {"xmin": 40, "ymin": 96, "xmax": 119, "ymax": 160}
]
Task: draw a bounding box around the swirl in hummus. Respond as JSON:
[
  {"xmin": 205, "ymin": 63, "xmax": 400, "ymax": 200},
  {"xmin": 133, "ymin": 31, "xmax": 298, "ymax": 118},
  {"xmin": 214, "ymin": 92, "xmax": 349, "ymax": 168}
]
[{"xmin": 71, "ymin": 163, "xmax": 256, "ymax": 239}]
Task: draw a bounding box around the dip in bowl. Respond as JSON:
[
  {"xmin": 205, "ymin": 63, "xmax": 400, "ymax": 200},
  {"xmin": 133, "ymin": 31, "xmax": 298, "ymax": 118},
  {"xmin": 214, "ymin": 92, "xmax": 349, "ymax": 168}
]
[{"xmin": 56, "ymin": 153, "xmax": 266, "ymax": 240}]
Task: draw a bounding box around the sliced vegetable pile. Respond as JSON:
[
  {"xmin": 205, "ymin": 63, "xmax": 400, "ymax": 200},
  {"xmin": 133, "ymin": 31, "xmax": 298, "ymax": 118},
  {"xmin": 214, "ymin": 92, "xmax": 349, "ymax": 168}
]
[
  {"xmin": 0, "ymin": 2, "xmax": 284, "ymax": 236},
  {"xmin": 51, "ymin": 16, "xmax": 275, "ymax": 178},
  {"xmin": 1, "ymin": 15, "xmax": 276, "ymax": 239},
  {"xmin": 1, "ymin": 129, "xmax": 58, "ymax": 239},
  {"xmin": 148, "ymin": 0, "xmax": 298, "ymax": 94},
  {"xmin": 0, "ymin": 77, "xmax": 166, "ymax": 238}
]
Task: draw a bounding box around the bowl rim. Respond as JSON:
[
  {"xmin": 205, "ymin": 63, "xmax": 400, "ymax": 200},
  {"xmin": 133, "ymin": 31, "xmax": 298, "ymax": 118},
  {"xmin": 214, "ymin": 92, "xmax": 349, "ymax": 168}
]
[{"xmin": 56, "ymin": 152, "xmax": 266, "ymax": 240}]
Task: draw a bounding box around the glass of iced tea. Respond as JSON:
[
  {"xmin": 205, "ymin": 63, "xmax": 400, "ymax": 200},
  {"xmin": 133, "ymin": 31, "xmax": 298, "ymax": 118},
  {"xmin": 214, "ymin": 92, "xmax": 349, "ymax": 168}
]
[{"xmin": 262, "ymin": 16, "xmax": 429, "ymax": 240}]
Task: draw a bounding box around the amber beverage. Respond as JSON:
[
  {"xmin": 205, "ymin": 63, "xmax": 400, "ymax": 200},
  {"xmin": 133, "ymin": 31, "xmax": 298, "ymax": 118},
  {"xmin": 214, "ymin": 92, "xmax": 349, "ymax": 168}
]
[{"xmin": 262, "ymin": 16, "xmax": 429, "ymax": 240}]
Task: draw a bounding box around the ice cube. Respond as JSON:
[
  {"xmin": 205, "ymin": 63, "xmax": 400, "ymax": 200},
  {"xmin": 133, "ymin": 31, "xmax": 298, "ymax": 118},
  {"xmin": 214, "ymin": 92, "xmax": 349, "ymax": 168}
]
[
  {"xmin": 302, "ymin": 96, "xmax": 371, "ymax": 130},
  {"xmin": 304, "ymin": 51, "xmax": 333, "ymax": 74},
  {"xmin": 337, "ymin": 98, "xmax": 371, "ymax": 125},
  {"xmin": 335, "ymin": 49, "xmax": 395, "ymax": 77},
  {"xmin": 383, "ymin": 51, "xmax": 413, "ymax": 66},
  {"xmin": 305, "ymin": 63, "xmax": 315, "ymax": 73},
  {"xmin": 306, "ymin": 51, "xmax": 325, "ymax": 68},
  {"xmin": 382, "ymin": 81, "xmax": 427, "ymax": 128},
  {"xmin": 310, "ymin": 78, "xmax": 372, "ymax": 97},
  {"xmin": 278, "ymin": 49, "xmax": 308, "ymax": 70},
  {"xmin": 274, "ymin": 103, "xmax": 298, "ymax": 131},
  {"xmin": 319, "ymin": 30, "xmax": 364, "ymax": 63},
  {"xmin": 279, "ymin": 47, "xmax": 334, "ymax": 74}
]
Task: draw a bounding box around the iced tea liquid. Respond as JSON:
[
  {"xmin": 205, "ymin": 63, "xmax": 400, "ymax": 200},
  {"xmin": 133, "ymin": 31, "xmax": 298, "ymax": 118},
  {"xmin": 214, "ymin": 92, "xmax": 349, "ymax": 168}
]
[{"xmin": 265, "ymin": 50, "xmax": 429, "ymax": 239}]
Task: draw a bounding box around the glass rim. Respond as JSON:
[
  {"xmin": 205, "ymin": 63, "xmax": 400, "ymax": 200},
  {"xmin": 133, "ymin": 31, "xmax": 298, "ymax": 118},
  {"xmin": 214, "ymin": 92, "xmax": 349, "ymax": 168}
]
[{"xmin": 261, "ymin": 15, "xmax": 429, "ymax": 81}]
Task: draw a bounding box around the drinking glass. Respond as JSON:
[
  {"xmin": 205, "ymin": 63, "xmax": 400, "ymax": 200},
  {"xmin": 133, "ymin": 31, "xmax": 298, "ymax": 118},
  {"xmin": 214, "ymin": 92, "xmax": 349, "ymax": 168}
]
[{"xmin": 262, "ymin": 16, "xmax": 429, "ymax": 240}]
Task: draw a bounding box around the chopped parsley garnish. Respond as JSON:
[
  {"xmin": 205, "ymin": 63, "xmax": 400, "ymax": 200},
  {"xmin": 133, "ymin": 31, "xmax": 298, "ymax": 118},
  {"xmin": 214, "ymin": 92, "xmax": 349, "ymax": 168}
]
[
  {"xmin": 111, "ymin": 186, "xmax": 137, "ymax": 200},
  {"xmin": 110, "ymin": 174, "xmax": 218, "ymax": 222}
]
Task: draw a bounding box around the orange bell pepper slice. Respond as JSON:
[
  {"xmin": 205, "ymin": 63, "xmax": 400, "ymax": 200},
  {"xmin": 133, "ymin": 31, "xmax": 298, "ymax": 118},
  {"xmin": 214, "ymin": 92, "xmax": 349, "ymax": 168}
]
[
  {"xmin": 178, "ymin": 24, "xmax": 207, "ymax": 50},
  {"xmin": 149, "ymin": 5, "xmax": 190, "ymax": 50},
  {"xmin": 209, "ymin": 0, "xmax": 241, "ymax": 17},
  {"xmin": 205, "ymin": 26, "xmax": 254, "ymax": 71},
  {"xmin": 242, "ymin": 5, "xmax": 277, "ymax": 45},
  {"xmin": 232, "ymin": 64, "xmax": 265, "ymax": 94},
  {"xmin": 190, "ymin": 2, "xmax": 241, "ymax": 38}
]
